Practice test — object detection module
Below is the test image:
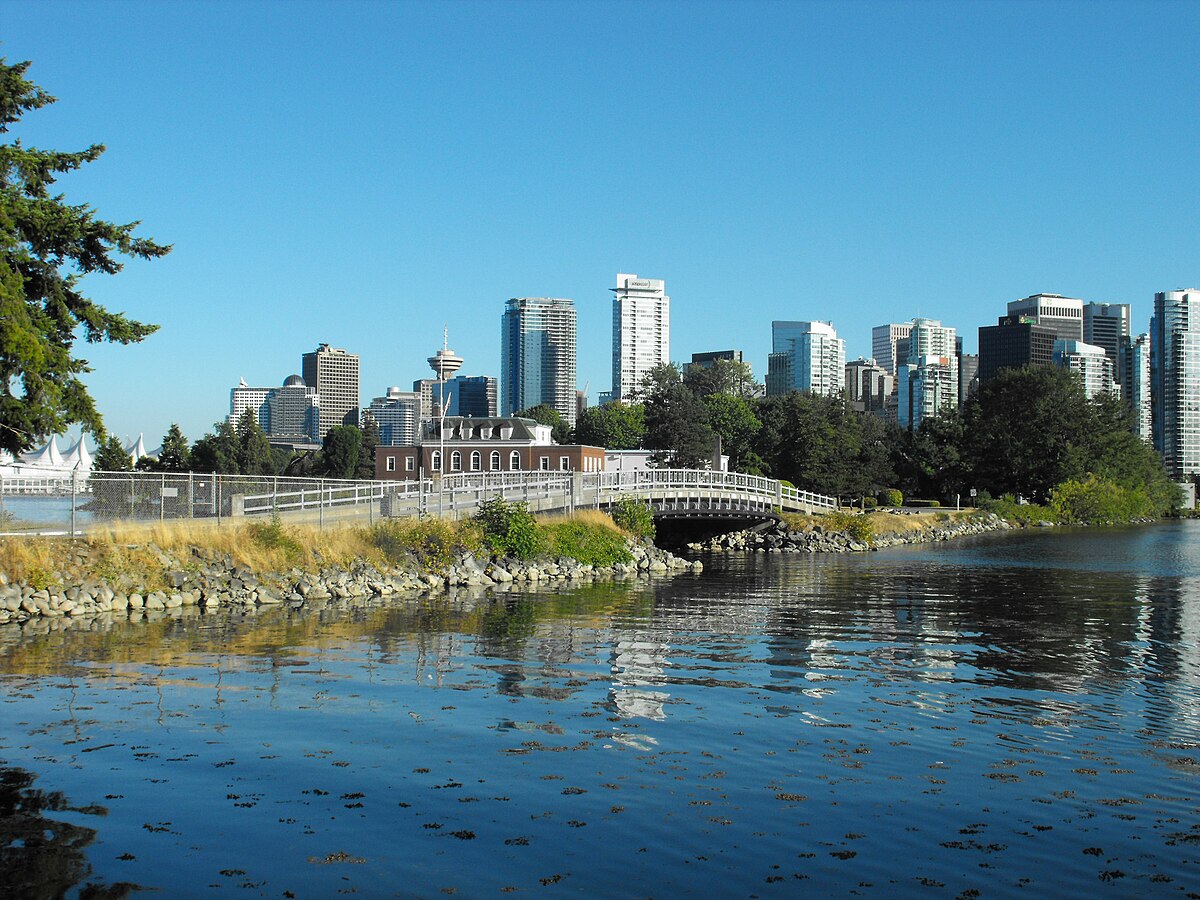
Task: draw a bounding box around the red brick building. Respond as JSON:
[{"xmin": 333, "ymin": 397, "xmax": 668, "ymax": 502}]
[{"xmin": 375, "ymin": 416, "xmax": 605, "ymax": 480}]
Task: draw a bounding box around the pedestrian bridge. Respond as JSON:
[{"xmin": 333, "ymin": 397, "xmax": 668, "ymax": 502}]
[{"xmin": 337, "ymin": 469, "xmax": 837, "ymax": 522}]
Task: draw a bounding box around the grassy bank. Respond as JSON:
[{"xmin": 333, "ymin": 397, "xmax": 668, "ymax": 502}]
[{"xmin": 0, "ymin": 507, "xmax": 643, "ymax": 591}]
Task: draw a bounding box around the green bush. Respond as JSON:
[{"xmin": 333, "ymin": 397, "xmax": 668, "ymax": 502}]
[
  {"xmin": 369, "ymin": 518, "xmax": 480, "ymax": 570},
  {"xmin": 861, "ymin": 497, "xmax": 877, "ymax": 509},
  {"xmin": 1049, "ymin": 474, "xmax": 1157, "ymax": 525},
  {"xmin": 541, "ymin": 520, "xmax": 632, "ymax": 567},
  {"xmin": 908, "ymin": 499, "xmax": 941, "ymax": 508},
  {"xmin": 610, "ymin": 498, "xmax": 656, "ymax": 541},
  {"xmin": 822, "ymin": 510, "xmax": 874, "ymax": 544},
  {"xmin": 474, "ymin": 497, "xmax": 543, "ymax": 559},
  {"xmin": 248, "ymin": 512, "xmax": 303, "ymax": 563},
  {"xmin": 878, "ymin": 488, "xmax": 903, "ymax": 507}
]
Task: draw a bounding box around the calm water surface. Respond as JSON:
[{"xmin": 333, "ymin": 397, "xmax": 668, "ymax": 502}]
[{"xmin": 2, "ymin": 522, "xmax": 1200, "ymax": 896}]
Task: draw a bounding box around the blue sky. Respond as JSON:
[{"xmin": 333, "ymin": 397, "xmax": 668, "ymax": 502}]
[{"xmin": 5, "ymin": 0, "xmax": 1198, "ymax": 448}]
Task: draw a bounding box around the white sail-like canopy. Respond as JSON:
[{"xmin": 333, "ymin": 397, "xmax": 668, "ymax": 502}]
[
  {"xmin": 21, "ymin": 436, "xmax": 64, "ymax": 467},
  {"xmin": 62, "ymin": 436, "xmax": 93, "ymax": 471},
  {"xmin": 125, "ymin": 434, "xmax": 149, "ymax": 463}
]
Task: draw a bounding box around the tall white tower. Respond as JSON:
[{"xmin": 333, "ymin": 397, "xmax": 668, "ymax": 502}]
[{"xmin": 610, "ymin": 273, "xmax": 669, "ymax": 401}]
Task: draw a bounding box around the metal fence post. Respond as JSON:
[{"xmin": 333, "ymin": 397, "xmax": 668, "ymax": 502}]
[
  {"xmin": 189, "ymin": 472, "xmax": 195, "ymax": 518},
  {"xmin": 160, "ymin": 473, "xmax": 165, "ymax": 522},
  {"xmin": 217, "ymin": 475, "xmax": 222, "ymax": 526},
  {"xmin": 70, "ymin": 471, "xmax": 78, "ymax": 538},
  {"xmin": 319, "ymin": 479, "xmax": 324, "ymax": 530}
]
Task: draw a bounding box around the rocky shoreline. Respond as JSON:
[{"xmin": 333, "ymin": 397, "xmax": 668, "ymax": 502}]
[
  {"xmin": 688, "ymin": 511, "xmax": 1014, "ymax": 554},
  {"xmin": 0, "ymin": 540, "xmax": 701, "ymax": 630}
]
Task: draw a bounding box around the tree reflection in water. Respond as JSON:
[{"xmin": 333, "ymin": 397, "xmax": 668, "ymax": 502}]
[{"xmin": 0, "ymin": 765, "xmax": 136, "ymax": 899}]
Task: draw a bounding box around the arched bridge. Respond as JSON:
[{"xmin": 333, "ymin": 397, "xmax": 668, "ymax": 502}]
[{"xmin": 358, "ymin": 469, "xmax": 838, "ymax": 524}]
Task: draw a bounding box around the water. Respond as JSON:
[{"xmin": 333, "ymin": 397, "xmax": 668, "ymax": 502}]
[
  {"xmin": 2, "ymin": 522, "xmax": 1200, "ymax": 896},
  {"xmin": 1, "ymin": 495, "xmax": 93, "ymax": 530}
]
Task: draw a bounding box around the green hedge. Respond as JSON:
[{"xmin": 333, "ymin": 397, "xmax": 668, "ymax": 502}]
[{"xmin": 878, "ymin": 488, "xmax": 903, "ymax": 507}]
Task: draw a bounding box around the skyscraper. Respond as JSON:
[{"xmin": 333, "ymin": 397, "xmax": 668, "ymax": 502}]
[
  {"xmin": 1083, "ymin": 302, "xmax": 1131, "ymax": 366},
  {"xmin": 895, "ymin": 318, "xmax": 958, "ymax": 430},
  {"xmin": 766, "ymin": 321, "xmax": 845, "ymax": 397},
  {"xmin": 871, "ymin": 323, "xmax": 914, "ymax": 376},
  {"xmin": 1151, "ymin": 289, "xmax": 1200, "ymax": 480},
  {"xmin": 610, "ymin": 274, "xmax": 669, "ymax": 402},
  {"xmin": 501, "ymin": 297, "xmax": 578, "ymax": 425},
  {"xmin": 978, "ymin": 315, "xmax": 1057, "ymax": 383},
  {"xmin": 1006, "ymin": 294, "xmax": 1084, "ymax": 342},
  {"xmin": 302, "ymin": 343, "xmax": 360, "ymax": 438},
  {"xmin": 1053, "ymin": 340, "xmax": 1117, "ymax": 399},
  {"xmin": 366, "ymin": 387, "xmax": 421, "ymax": 446},
  {"xmin": 1119, "ymin": 333, "xmax": 1152, "ymax": 443}
]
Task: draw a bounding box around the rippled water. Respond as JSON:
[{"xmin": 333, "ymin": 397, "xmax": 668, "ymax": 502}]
[{"xmin": 2, "ymin": 522, "xmax": 1200, "ymax": 896}]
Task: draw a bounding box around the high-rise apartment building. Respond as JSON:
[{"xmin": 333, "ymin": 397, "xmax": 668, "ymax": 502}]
[
  {"xmin": 845, "ymin": 358, "xmax": 893, "ymax": 415},
  {"xmin": 302, "ymin": 344, "xmax": 360, "ymax": 438},
  {"xmin": 366, "ymin": 387, "xmax": 422, "ymax": 446},
  {"xmin": 898, "ymin": 357, "xmax": 958, "ymax": 432},
  {"xmin": 890, "ymin": 318, "xmax": 958, "ymax": 430},
  {"xmin": 1006, "ymin": 294, "xmax": 1084, "ymax": 342},
  {"xmin": 610, "ymin": 274, "xmax": 669, "ymax": 402},
  {"xmin": 978, "ymin": 315, "xmax": 1057, "ymax": 383},
  {"xmin": 766, "ymin": 321, "xmax": 845, "ymax": 397},
  {"xmin": 871, "ymin": 323, "xmax": 914, "ymax": 376},
  {"xmin": 501, "ymin": 297, "xmax": 578, "ymax": 426},
  {"xmin": 1119, "ymin": 333, "xmax": 1152, "ymax": 443},
  {"xmin": 1083, "ymin": 302, "xmax": 1131, "ymax": 366},
  {"xmin": 1053, "ymin": 340, "xmax": 1117, "ymax": 399},
  {"xmin": 1151, "ymin": 289, "xmax": 1200, "ymax": 479}
]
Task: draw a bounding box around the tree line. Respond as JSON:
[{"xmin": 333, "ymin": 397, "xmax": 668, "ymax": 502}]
[
  {"xmin": 530, "ymin": 359, "xmax": 1178, "ymax": 516},
  {"xmin": 93, "ymin": 410, "xmax": 380, "ymax": 480}
]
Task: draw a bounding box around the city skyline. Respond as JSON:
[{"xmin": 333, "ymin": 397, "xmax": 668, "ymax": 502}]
[{"xmin": 4, "ymin": 1, "xmax": 1197, "ymax": 445}]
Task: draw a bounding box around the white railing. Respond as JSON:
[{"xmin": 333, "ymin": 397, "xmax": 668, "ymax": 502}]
[{"xmin": 1, "ymin": 467, "xmax": 837, "ymax": 533}]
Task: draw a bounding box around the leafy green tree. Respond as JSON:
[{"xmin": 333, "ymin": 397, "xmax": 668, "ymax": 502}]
[
  {"xmin": 357, "ymin": 412, "xmax": 380, "ymax": 479},
  {"xmin": 516, "ymin": 404, "xmax": 572, "ymax": 444},
  {"xmin": 755, "ymin": 391, "xmax": 892, "ymax": 497},
  {"xmin": 575, "ymin": 402, "xmax": 645, "ymax": 450},
  {"xmin": 683, "ymin": 358, "xmax": 760, "ymax": 400},
  {"xmin": 155, "ymin": 423, "xmax": 191, "ymax": 472},
  {"xmin": 235, "ymin": 408, "xmax": 274, "ymax": 476},
  {"xmin": 320, "ymin": 425, "xmax": 361, "ymax": 479},
  {"xmin": 701, "ymin": 393, "xmax": 762, "ymax": 473},
  {"xmin": 92, "ymin": 434, "xmax": 132, "ymax": 472},
  {"xmin": 0, "ymin": 59, "xmax": 170, "ymax": 456},
  {"xmin": 963, "ymin": 366, "xmax": 1094, "ymax": 502},
  {"xmin": 641, "ymin": 364, "xmax": 717, "ymax": 468},
  {"xmin": 190, "ymin": 421, "xmax": 239, "ymax": 474}
]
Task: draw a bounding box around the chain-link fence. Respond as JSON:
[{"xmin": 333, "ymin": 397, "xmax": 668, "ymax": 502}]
[{"xmin": 0, "ymin": 470, "xmax": 387, "ymax": 534}]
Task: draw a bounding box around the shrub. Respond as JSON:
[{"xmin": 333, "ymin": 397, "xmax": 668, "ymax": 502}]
[
  {"xmin": 878, "ymin": 488, "xmax": 903, "ymax": 508},
  {"xmin": 610, "ymin": 498, "xmax": 656, "ymax": 541},
  {"xmin": 248, "ymin": 512, "xmax": 303, "ymax": 564},
  {"xmin": 369, "ymin": 518, "xmax": 480, "ymax": 570},
  {"xmin": 1049, "ymin": 474, "xmax": 1156, "ymax": 525},
  {"xmin": 861, "ymin": 497, "xmax": 877, "ymax": 509},
  {"xmin": 541, "ymin": 520, "xmax": 632, "ymax": 567},
  {"xmin": 475, "ymin": 497, "xmax": 543, "ymax": 559},
  {"xmin": 908, "ymin": 499, "xmax": 941, "ymax": 508},
  {"xmin": 980, "ymin": 494, "xmax": 1058, "ymax": 526},
  {"xmin": 822, "ymin": 510, "xmax": 874, "ymax": 544}
]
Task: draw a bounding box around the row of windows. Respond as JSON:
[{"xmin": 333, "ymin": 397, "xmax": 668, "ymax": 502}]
[{"xmin": 385, "ymin": 451, "xmax": 578, "ymax": 473}]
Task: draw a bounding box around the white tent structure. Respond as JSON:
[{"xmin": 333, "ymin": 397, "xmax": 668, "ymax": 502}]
[
  {"xmin": 0, "ymin": 435, "xmax": 96, "ymax": 491},
  {"xmin": 125, "ymin": 434, "xmax": 150, "ymax": 465}
]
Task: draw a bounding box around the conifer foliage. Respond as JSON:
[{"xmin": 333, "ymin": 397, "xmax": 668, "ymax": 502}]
[{"xmin": 0, "ymin": 59, "xmax": 170, "ymax": 455}]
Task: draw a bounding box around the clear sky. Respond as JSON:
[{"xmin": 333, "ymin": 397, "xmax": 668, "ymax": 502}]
[{"xmin": 5, "ymin": 0, "xmax": 1198, "ymax": 449}]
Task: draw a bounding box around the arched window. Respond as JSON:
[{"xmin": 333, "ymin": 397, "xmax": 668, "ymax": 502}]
[
  {"xmin": 470, "ymin": 450, "xmax": 481, "ymax": 471},
  {"xmin": 430, "ymin": 450, "xmax": 441, "ymax": 472},
  {"xmin": 510, "ymin": 450, "xmax": 521, "ymax": 470},
  {"xmin": 450, "ymin": 450, "xmax": 462, "ymax": 472},
  {"xmin": 490, "ymin": 450, "xmax": 501, "ymax": 471}
]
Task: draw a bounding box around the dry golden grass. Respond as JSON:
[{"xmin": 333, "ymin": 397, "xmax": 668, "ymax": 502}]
[{"xmin": 536, "ymin": 508, "xmax": 625, "ymax": 534}]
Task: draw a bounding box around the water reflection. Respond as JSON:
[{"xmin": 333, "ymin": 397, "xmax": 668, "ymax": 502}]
[
  {"xmin": 0, "ymin": 765, "xmax": 132, "ymax": 899},
  {"xmin": 2, "ymin": 523, "xmax": 1200, "ymax": 894}
]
